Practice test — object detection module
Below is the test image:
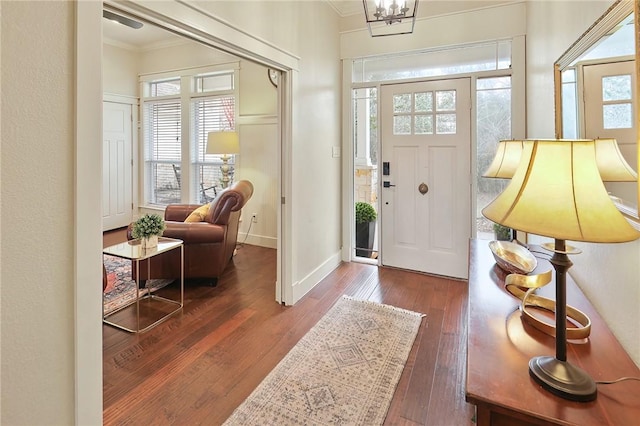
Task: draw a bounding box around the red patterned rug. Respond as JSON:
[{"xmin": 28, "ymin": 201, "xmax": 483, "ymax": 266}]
[{"xmin": 103, "ymin": 255, "xmax": 173, "ymax": 314}]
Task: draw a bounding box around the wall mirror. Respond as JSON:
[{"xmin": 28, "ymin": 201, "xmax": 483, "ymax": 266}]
[{"xmin": 554, "ymin": 0, "xmax": 639, "ymax": 226}]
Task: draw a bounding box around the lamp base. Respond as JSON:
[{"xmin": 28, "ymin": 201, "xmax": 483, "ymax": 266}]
[{"xmin": 529, "ymin": 356, "xmax": 597, "ymax": 402}]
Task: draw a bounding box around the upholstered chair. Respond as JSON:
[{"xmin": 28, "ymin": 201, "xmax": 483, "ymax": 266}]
[{"xmin": 128, "ymin": 180, "xmax": 253, "ymax": 285}]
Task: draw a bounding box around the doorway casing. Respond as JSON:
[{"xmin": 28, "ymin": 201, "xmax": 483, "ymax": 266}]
[{"xmin": 76, "ymin": 1, "xmax": 297, "ymax": 423}]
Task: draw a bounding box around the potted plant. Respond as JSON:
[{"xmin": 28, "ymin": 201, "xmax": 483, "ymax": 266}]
[
  {"xmin": 132, "ymin": 213, "xmax": 166, "ymax": 249},
  {"xmin": 355, "ymin": 201, "xmax": 377, "ymax": 257},
  {"xmin": 493, "ymin": 222, "xmax": 512, "ymax": 241}
]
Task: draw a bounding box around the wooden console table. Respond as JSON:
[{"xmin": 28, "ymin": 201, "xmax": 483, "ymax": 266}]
[{"xmin": 466, "ymin": 239, "xmax": 640, "ymax": 425}]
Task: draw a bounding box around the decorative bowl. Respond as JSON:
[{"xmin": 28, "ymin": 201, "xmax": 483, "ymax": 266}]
[{"xmin": 488, "ymin": 240, "xmax": 537, "ymax": 275}]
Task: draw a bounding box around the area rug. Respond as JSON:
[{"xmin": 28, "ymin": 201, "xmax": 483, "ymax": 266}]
[
  {"xmin": 223, "ymin": 295, "xmax": 425, "ymax": 426},
  {"xmin": 103, "ymin": 254, "xmax": 173, "ymax": 315}
]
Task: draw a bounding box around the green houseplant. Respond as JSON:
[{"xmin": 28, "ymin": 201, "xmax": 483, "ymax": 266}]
[
  {"xmin": 355, "ymin": 201, "xmax": 377, "ymax": 257},
  {"xmin": 493, "ymin": 222, "xmax": 512, "ymax": 241},
  {"xmin": 132, "ymin": 213, "xmax": 166, "ymax": 249}
]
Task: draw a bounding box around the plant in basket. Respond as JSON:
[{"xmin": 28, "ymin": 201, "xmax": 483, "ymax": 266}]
[{"xmin": 132, "ymin": 213, "xmax": 166, "ymax": 249}]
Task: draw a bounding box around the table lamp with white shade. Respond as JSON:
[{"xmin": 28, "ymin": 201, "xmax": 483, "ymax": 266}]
[
  {"xmin": 482, "ymin": 139, "xmax": 639, "ymax": 402},
  {"xmin": 207, "ymin": 131, "xmax": 239, "ymax": 189}
]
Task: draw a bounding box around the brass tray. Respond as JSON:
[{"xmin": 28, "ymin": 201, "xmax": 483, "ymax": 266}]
[{"xmin": 488, "ymin": 240, "xmax": 537, "ymax": 275}]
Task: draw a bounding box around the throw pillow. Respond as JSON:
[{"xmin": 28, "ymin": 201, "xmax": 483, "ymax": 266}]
[{"xmin": 184, "ymin": 203, "xmax": 210, "ymax": 222}]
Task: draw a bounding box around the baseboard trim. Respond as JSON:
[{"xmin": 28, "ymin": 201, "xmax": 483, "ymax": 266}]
[
  {"xmin": 292, "ymin": 250, "xmax": 342, "ymax": 303},
  {"xmin": 238, "ymin": 233, "xmax": 277, "ymax": 249}
]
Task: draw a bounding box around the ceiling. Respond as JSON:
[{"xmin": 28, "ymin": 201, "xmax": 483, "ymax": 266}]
[
  {"xmin": 103, "ymin": 2, "xmax": 366, "ymax": 50},
  {"xmin": 102, "ymin": 14, "xmax": 184, "ymax": 50},
  {"xmin": 327, "ymin": 0, "xmax": 365, "ymax": 17}
]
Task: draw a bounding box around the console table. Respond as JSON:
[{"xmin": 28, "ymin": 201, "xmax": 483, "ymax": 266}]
[{"xmin": 466, "ymin": 239, "xmax": 640, "ymax": 425}]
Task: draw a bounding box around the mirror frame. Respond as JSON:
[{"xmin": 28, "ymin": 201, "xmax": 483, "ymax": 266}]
[{"xmin": 553, "ymin": 0, "xmax": 640, "ymax": 225}]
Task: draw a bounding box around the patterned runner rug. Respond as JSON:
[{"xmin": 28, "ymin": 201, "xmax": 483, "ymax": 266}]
[
  {"xmin": 224, "ymin": 295, "xmax": 425, "ymax": 425},
  {"xmin": 103, "ymin": 255, "xmax": 173, "ymax": 315}
]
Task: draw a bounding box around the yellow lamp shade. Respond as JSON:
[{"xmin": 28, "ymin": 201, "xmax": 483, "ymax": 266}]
[
  {"xmin": 483, "ymin": 140, "xmax": 525, "ymax": 178},
  {"xmin": 206, "ymin": 131, "xmax": 239, "ymax": 155},
  {"xmin": 482, "ymin": 139, "xmax": 639, "ymax": 243},
  {"xmin": 594, "ymin": 138, "xmax": 637, "ymax": 182}
]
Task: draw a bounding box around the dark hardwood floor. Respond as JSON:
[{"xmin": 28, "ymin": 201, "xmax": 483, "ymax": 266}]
[{"xmin": 103, "ymin": 228, "xmax": 475, "ymax": 425}]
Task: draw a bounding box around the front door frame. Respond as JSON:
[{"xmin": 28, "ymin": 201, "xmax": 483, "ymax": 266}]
[{"xmin": 378, "ymin": 77, "xmax": 472, "ymax": 278}]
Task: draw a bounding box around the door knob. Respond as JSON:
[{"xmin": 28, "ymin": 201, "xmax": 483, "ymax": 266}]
[
  {"xmin": 418, "ymin": 183, "xmax": 429, "ymax": 194},
  {"xmin": 383, "ymin": 181, "xmax": 395, "ymax": 188}
]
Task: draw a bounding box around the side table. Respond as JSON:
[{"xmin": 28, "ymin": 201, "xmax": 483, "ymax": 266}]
[{"xmin": 103, "ymin": 237, "xmax": 184, "ymax": 333}]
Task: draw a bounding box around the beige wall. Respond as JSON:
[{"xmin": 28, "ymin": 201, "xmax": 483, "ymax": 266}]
[
  {"xmin": 1, "ymin": 1, "xmax": 77, "ymax": 424},
  {"xmin": 103, "ymin": 43, "xmax": 138, "ymax": 97},
  {"xmin": 191, "ymin": 1, "xmax": 344, "ymax": 295},
  {"xmin": 526, "ymin": 0, "xmax": 640, "ymax": 367}
]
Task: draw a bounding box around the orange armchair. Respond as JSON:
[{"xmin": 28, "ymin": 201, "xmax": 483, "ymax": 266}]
[{"xmin": 128, "ymin": 180, "xmax": 253, "ymax": 285}]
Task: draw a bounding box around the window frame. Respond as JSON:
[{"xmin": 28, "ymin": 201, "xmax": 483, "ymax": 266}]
[{"xmin": 139, "ymin": 63, "xmax": 240, "ymax": 207}]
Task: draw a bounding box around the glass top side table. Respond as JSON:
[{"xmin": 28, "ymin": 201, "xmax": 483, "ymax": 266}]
[{"xmin": 103, "ymin": 237, "xmax": 184, "ymax": 333}]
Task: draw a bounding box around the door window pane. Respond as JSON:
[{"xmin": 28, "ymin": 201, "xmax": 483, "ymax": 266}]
[
  {"xmin": 415, "ymin": 92, "xmax": 433, "ymax": 112},
  {"xmin": 602, "ymin": 75, "xmax": 631, "ymax": 101},
  {"xmin": 603, "ymin": 103, "xmax": 632, "ymax": 129},
  {"xmin": 436, "ymin": 114, "xmax": 456, "ymax": 134},
  {"xmin": 436, "ymin": 90, "xmax": 456, "ymax": 111},
  {"xmin": 393, "ymin": 116, "xmax": 411, "ymax": 134},
  {"xmin": 415, "ymin": 115, "xmax": 433, "ymax": 134},
  {"xmin": 393, "ymin": 94, "xmax": 412, "ymax": 113}
]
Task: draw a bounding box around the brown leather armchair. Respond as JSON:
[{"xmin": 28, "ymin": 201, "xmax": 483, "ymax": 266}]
[{"xmin": 128, "ymin": 180, "xmax": 253, "ymax": 285}]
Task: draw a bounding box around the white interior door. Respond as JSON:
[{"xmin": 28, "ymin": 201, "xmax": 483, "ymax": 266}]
[
  {"xmin": 103, "ymin": 101, "xmax": 133, "ymax": 231},
  {"xmin": 380, "ymin": 79, "xmax": 471, "ymax": 279},
  {"xmin": 583, "ymin": 60, "xmax": 637, "ymax": 205}
]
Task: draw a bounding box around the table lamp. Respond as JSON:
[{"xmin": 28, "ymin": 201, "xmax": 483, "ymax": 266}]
[
  {"xmin": 482, "ymin": 139, "xmax": 639, "ymax": 402},
  {"xmin": 207, "ymin": 131, "xmax": 239, "ymax": 189},
  {"xmin": 483, "ymin": 140, "xmax": 525, "ymax": 242}
]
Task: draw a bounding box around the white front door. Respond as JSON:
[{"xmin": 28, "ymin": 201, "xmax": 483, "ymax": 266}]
[
  {"xmin": 583, "ymin": 60, "xmax": 638, "ymax": 205},
  {"xmin": 380, "ymin": 78, "xmax": 471, "ymax": 279},
  {"xmin": 103, "ymin": 101, "xmax": 133, "ymax": 231}
]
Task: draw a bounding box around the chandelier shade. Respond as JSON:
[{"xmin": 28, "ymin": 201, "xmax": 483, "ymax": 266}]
[{"xmin": 363, "ymin": 0, "xmax": 419, "ymax": 37}]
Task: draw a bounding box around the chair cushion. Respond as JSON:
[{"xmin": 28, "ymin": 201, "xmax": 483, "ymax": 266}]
[{"xmin": 184, "ymin": 204, "xmax": 210, "ymax": 222}]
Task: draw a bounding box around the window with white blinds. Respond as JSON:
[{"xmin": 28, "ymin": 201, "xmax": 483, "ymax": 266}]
[
  {"xmin": 141, "ymin": 67, "xmax": 237, "ymax": 206},
  {"xmin": 143, "ymin": 100, "xmax": 182, "ymax": 205},
  {"xmin": 192, "ymin": 96, "xmax": 236, "ymax": 204}
]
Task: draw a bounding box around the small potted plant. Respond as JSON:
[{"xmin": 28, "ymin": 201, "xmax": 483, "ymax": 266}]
[
  {"xmin": 355, "ymin": 201, "xmax": 377, "ymax": 257},
  {"xmin": 493, "ymin": 222, "xmax": 512, "ymax": 241},
  {"xmin": 132, "ymin": 213, "xmax": 166, "ymax": 249}
]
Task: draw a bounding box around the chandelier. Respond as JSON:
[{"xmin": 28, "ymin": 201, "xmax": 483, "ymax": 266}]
[{"xmin": 363, "ymin": 0, "xmax": 419, "ymax": 37}]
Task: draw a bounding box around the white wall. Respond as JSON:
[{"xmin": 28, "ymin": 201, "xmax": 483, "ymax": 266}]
[
  {"xmin": 191, "ymin": 1, "xmax": 343, "ymax": 298},
  {"xmin": 1, "ymin": 1, "xmax": 78, "ymax": 423},
  {"xmin": 526, "ymin": 0, "xmax": 640, "ymax": 367},
  {"xmin": 103, "ymin": 43, "xmax": 138, "ymax": 96}
]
